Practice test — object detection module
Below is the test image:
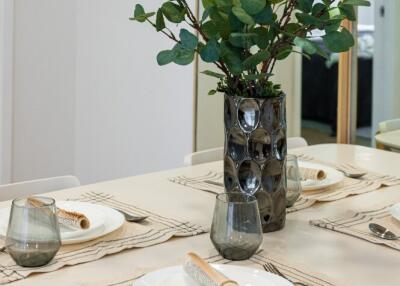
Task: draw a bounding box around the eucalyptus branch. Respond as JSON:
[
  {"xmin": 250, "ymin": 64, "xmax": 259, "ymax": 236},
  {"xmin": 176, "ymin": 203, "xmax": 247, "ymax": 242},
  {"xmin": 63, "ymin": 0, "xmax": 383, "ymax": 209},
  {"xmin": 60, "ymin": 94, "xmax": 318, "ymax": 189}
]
[
  {"xmin": 146, "ymin": 19, "xmax": 178, "ymax": 42},
  {"xmin": 133, "ymin": 0, "xmax": 369, "ymax": 98}
]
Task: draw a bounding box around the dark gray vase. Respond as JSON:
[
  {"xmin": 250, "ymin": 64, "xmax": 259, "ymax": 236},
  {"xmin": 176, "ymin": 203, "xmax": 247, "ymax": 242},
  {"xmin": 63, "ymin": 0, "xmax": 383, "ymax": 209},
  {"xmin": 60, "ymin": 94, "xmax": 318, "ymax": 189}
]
[{"xmin": 224, "ymin": 93, "xmax": 287, "ymax": 233}]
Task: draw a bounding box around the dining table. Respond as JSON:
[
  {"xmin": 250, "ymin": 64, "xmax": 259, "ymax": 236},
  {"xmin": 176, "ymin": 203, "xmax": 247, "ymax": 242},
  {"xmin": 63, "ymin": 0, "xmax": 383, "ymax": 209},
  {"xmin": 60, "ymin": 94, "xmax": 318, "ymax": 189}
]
[
  {"xmin": 375, "ymin": 129, "xmax": 400, "ymax": 151},
  {"xmin": 1, "ymin": 143, "xmax": 400, "ymax": 286}
]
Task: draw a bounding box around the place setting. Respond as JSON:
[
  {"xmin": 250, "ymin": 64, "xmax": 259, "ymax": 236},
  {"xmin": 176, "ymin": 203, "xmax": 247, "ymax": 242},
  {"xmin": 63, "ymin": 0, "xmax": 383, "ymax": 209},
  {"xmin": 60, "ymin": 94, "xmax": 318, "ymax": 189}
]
[
  {"xmin": 0, "ymin": 192, "xmax": 206, "ymax": 284},
  {"xmin": 310, "ymin": 203, "xmax": 400, "ymax": 251},
  {"xmin": 133, "ymin": 192, "xmax": 337, "ymax": 286}
]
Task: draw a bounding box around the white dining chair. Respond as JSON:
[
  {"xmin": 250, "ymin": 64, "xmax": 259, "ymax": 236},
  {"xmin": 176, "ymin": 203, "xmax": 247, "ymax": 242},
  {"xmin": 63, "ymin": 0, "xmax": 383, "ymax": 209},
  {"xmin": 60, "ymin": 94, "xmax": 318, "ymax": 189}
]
[
  {"xmin": 184, "ymin": 137, "xmax": 308, "ymax": 166},
  {"xmin": 378, "ymin": 119, "xmax": 400, "ymax": 133},
  {"xmin": 0, "ymin": 176, "xmax": 81, "ymax": 202}
]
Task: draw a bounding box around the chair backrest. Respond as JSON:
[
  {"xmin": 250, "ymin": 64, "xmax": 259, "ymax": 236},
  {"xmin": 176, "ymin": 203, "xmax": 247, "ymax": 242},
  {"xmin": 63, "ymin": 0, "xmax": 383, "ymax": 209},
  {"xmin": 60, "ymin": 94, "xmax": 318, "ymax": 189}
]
[
  {"xmin": 184, "ymin": 147, "xmax": 224, "ymax": 166},
  {"xmin": 184, "ymin": 137, "xmax": 308, "ymax": 166},
  {"xmin": 287, "ymin": 137, "xmax": 308, "ymax": 149},
  {"xmin": 378, "ymin": 119, "xmax": 400, "ymax": 133},
  {"xmin": 0, "ymin": 176, "xmax": 80, "ymax": 202}
]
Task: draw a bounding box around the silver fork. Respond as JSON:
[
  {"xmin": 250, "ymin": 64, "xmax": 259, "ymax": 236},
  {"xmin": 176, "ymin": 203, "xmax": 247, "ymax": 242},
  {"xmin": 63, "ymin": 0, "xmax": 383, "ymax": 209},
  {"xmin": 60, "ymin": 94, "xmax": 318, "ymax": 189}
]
[{"xmin": 263, "ymin": 263, "xmax": 308, "ymax": 286}]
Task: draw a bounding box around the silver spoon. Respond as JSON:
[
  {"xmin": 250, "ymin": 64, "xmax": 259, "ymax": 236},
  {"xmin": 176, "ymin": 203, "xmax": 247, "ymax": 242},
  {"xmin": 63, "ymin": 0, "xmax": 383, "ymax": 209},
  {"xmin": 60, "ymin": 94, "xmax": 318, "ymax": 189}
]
[
  {"xmin": 116, "ymin": 209, "xmax": 148, "ymax": 223},
  {"xmin": 369, "ymin": 223, "xmax": 399, "ymax": 240},
  {"xmin": 341, "ymin": 170, "xmax": 367, "ymax": 179}
]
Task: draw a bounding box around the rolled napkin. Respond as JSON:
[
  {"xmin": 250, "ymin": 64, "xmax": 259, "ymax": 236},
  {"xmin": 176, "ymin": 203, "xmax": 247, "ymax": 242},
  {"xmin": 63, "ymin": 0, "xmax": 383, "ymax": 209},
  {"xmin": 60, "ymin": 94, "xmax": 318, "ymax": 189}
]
[
  {"xmin": 288, "ymin": 166, "xmax": 327, "ymax": 181},
  {"xmin": 27, "ymin": 197, "xmax": 90, "ymax": 229},
  {"xmin": 183, "ymin": 252, "xmax": 238, "ymax": 286}
]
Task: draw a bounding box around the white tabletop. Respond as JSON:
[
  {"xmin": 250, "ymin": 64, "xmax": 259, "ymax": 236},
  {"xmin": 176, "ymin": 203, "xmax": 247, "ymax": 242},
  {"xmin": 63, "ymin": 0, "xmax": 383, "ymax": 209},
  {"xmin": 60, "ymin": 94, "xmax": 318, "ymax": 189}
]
[
  {"xmin": 5, "ymin": 144, "xmax": 400, "ymax": 286},
  {"xmin": 375, "ymin": 129, "xmax": 400, "ymax": 150}
]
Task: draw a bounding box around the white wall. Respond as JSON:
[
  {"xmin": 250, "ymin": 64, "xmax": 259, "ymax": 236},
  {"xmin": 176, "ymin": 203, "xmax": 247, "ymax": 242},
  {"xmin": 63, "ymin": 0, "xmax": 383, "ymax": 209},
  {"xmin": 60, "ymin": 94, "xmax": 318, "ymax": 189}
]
[
  {"xmin": 372, "ymin": 0, "xmax": 400, "ymax": 135},
  {"xmin": 12, "ymin": 0, "xmax": 77, "ymax": 182},
  {"xmin": 8, "ymin": 0, "xmax": 194, "ymax": 184},
  {"xmin": 74, "ymin": 0, "xmax": 193, "ymax": 183}
]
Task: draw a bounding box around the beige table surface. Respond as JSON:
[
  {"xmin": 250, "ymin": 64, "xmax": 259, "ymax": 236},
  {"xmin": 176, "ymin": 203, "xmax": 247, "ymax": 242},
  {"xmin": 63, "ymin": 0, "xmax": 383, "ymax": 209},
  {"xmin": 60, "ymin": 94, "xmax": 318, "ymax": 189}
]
[
  {"xmin": 2, "ymin": 144, "xmax": 400, "ymax": 286},
  {"xmin": 375, "ymin": 130, "xmax": 400, "ymax": 150}
]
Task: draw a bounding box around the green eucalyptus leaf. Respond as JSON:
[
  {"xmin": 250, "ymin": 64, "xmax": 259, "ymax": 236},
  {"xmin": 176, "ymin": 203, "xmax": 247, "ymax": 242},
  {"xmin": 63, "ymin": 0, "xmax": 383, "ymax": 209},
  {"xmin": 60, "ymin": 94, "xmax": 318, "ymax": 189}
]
[
  {"xmin": 339, "ymin": 4, "xmax": 356, "ymax": 21},
  {"xmin": 253, "ymin": 5, "xmax": 274, "ymax": 24},
  {"xmin": 228, "ymin": 11, "xmax": 245, "ymax": 31},
  {"xmin": 180, "ymin": 29, "xmax": 198, "ymax": 50},
  {"xmin": 220, "ymin": 43, "xmax": 243, "ymax": 75},
  {"xmin": 323, "ymin": 27, "xmax": 355, "ymax": 53},
  {"xmin": 296, "ymin": 0, "xmax": 314, "ymax": 13},
  {"xmin": 229, "ymin": 32, "xmax": 256, "ymax": 48},
  {"xmin": 201, "ymin": 70, "xmax": 226, "ymax": 79},
  {"xmin": 208, "ymin": 89, "xmax": 218, "ymax": 95},
  {"xmin": 252, "ymin": 27, "xmax": 270, "ymax": 49},
  {"xmin": 202, "ymin": 0, "xmax": 216, "ymax": 9},
  {"xmin": 156, "ymin": 9, "xmax": 165, "ymax": 31},
  {"xmin": 134, "ymin": 4, "xmax": 145, "ymax": 18},
  {"xmin": 215, "ymin": 0, "xmax": 230, "ymax": 7},
  {"xmin": 172, "ymin": 43, "xmax": 195, "ymax": 65},
  {"xmin": 312, "ymin": 3, "xmax": 326, "ymax": 16},
  {"xmin": 343, "ymin": 0, "xmax": 371, "ymax": 6},
  {"xmin": 324, "ymin": 18, "xmax": 342, "ymax": 32},
  {"xmin": 276, "ymin": 46, "xmax": 292, "ymax": 60},
  {"xmin": 202, "ymin": 21, "xmax": 219, "ymax": 39},
  {"xmin": 295, "ymin": 12, "xmax": 321, "ymax": 26},
  {"xmin": 161, "ymin": 2, "xmax": 185, "ymax": 23},
  {"xmin": 131, "ymin": 5, "xmax": 155, "ymax": 22},
  {"xmin": 200, "ymin": 39, "xmax": 220, "ymax": 62},
  {"xmin": 243, "ymin": 49, "xmax": 270, "ymax": 69},
  {"xmin": 157, "ymin": 50, "xmax": 174, "ymax": 66},
  {"xmin": 240, "ymin": 0, "xmax": 266, "ymax": 15},
  {"xmin": 293, "ymin": 37, "xmax": 317, "ymax": 54},
  {"xmin": 232, "ymin": 7, "xmax": 255, "ymax": 25}
]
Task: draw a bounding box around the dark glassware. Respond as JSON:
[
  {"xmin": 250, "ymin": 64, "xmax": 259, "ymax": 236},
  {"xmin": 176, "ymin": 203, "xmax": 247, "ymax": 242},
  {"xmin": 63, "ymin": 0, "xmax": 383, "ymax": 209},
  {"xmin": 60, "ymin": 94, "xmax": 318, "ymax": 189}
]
[
  {"xmin": 286, "ymin": 154, "xmax": 302, "ymax": 207},
  {"xmin": 6, "ymin": 197, "xmax": 61, "ymax": 267},
  {"xmin": 210, "ymin": 192, "xmax": 263, "ymax": 261}
]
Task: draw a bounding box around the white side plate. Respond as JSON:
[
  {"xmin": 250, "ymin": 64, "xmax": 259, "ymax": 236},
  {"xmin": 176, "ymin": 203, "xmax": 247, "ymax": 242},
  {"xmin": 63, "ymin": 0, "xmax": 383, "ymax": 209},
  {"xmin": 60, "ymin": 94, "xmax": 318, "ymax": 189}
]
[
  {"xmin": 298, "ymin": 161, "xmax": 344, "ymax": 191},
  {"xmin": 389, "ymin": 203, "xmax": 400, "ymax": 221},
  {"xmin": 0, "ymin": 201, "xmax": 124, "ymax": 245},
  {"xmin": 133, "ymin": 264, "xmax": 293, "ymax": 286}
]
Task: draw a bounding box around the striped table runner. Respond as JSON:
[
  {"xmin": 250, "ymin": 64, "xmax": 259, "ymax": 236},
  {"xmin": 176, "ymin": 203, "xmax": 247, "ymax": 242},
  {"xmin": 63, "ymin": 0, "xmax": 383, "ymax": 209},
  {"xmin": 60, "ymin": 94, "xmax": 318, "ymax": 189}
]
[
  {"xmin": 310, "ymin": 205, "xmax": 400, "ymax": 251},
  {"xmin": 170, "ymin": 158, "xmax": 400, "ymax": 214},
  {"xmin": 0, "ymin": 192, "xmax": 206, "ymax": 284}
]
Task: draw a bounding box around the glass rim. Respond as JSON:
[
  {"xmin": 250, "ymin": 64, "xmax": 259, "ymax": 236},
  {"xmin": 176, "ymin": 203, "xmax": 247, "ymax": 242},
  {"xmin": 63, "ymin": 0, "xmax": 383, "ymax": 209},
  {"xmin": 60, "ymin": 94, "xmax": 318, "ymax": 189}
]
[
  {"xmin": 216, "ymin": 192, "xmax": 257, "ymax": 204},
  {"xmin": 12, "ymin": 196, "xmax": 56, "ymax": 209}
]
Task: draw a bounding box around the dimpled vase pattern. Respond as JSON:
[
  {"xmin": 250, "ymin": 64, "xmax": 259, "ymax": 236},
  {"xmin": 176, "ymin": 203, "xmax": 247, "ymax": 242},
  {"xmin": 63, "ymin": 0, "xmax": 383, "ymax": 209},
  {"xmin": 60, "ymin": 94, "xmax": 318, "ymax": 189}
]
[{"xmin": 224, "ymin": 94, "xmax": 287, "ymax": 233}]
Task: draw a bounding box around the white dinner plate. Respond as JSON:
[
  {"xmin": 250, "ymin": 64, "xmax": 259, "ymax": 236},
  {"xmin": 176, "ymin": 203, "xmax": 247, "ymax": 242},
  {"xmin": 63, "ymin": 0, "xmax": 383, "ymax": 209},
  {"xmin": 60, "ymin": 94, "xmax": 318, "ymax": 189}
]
[
  {"xmin": 133, "ymin": 264, "xmax": 293, "ymax": 286},
  {"xmin": 298, "ymin": 161, "xmax": 344, "ymax": 191},
  {"xmin": 0, "ymin": 201, "xmax": 124, "ymax": 245},
  {"xmin": 389, "ymin": 203, "xmax": 400, "ymax": 221}
]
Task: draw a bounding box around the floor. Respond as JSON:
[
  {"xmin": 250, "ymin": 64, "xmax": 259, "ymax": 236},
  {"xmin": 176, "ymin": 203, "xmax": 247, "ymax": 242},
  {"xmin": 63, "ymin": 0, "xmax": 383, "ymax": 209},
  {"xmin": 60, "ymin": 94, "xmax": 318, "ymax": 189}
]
[{"xmin": 301, "ymin": 120, "xmax": 372, "ymax": 147}]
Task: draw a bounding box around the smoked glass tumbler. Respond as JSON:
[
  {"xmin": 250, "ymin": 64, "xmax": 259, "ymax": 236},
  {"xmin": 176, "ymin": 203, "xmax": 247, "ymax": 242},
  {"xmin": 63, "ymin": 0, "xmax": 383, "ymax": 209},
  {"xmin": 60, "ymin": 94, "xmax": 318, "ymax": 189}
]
[
  {"xmin": 210, "ymin": 192, "xmax": 263, "ymax": 261},
  {"xmin": 286, "ymin": 154, "xmax": 302, "ymax": 207},
  {"xmin": 5, "ymin": 197, "xmax": 61, "ymax": 267}
]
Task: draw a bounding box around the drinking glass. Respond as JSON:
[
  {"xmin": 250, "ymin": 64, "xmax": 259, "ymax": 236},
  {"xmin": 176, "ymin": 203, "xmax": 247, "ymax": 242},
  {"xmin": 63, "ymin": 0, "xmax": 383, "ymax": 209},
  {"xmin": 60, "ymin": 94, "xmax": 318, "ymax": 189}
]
[
  {"xmin": 6, "ymin": 197, "xmax": 61, "ymax": 267},
  {"xmin": 210, "ymin": 192, "xmax": 263, "ymax": 261},
  {"xmin": 286, "ymin": 154, "xmax": 302, "ymax": 207}
]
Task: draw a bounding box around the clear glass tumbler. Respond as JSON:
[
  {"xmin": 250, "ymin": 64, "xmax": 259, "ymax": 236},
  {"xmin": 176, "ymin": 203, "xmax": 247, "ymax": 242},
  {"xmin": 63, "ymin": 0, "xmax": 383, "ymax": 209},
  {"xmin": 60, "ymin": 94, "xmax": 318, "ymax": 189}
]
[
  {"xmin": 210, "ymin": 192, "xmax": 263, "ymax": 261},
  {"xmin": 286, "ymin": 154, "xmax": 302, "ymax": 207},
  {"xmin": 5, "ymin": 197, "xmax": 61, "ymax": 267}
]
